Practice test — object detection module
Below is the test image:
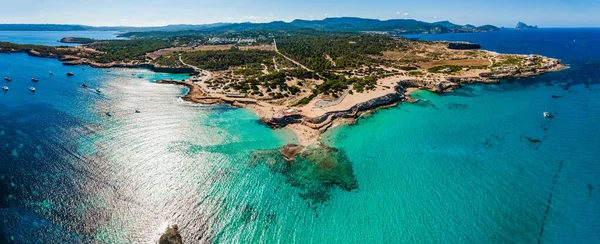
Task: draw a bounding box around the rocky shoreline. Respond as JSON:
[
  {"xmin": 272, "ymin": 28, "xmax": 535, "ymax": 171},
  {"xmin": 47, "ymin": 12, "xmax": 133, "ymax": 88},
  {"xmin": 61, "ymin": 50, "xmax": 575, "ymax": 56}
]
[
  {"xmin": 1, "ymin": 46, "xmax": 568, "ymax": 155},
  {"xmin": 60, "ymin": 58, "xmax": 196, "ymax": 74},
  {"xmin": 0, "ymin": 49, "xmax": 197, "ymax": 74},
  {"xmin": 154, "ymin": 57, "xmax": 566, "ymax": 155}
]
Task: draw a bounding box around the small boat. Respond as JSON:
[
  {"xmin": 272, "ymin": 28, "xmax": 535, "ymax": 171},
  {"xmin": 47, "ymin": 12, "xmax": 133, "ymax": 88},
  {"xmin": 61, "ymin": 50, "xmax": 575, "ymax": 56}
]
[
  {"xmin": 95, "ymin": 88, "xmax": 101, "ymax": 93},
  {"xmin": 135, "ymin": 109, "xmax": 141, "ymax": 113},
  {"xmin": 4, "ymin": 77, "xmax": 11, "ymax": 81},
  {"xmin": 105, "ymin": 112, "xmax": 112, "ymax": 117},
  {"xmin": 29, "ymin": 87, "xmax": 36, "ymax": 92},
  {"xmin": 81, "ymin": 83, "xmax": 88, "ymax": 88},
  {"xmin": 2, "ymin": 86, "xmax": 8, "ymax": 91},
  {"xmin": 137, "ymin": 75, "xmax": 143, "ymax": 78},
  {"xmin": 543, "ymin": 112, "xmax": 553, "ymax": 118},
  {"xmin": 49, "ymin": 71, "xmax": 53, "ymax": 75},
  {"xmin": 67, "ymin": 72, "xmax": 74, "ymax": 76},
  {"xmin": 31, "ymin": 78, "xmax": 39, "ymax": 82}
]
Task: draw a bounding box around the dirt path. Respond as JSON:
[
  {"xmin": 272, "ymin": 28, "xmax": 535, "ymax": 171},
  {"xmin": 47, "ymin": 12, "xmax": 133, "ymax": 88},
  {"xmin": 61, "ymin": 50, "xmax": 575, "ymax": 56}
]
[
  {"xmin": 272, "ymin": 56, "xmax": 280, "ymax": 71},
  {"xmin": 179, "ymin": 54, "xmax": 212, "ymax": 82},
  {"xmin": 325, "ymin": 54, "xmax": 337, "ymax": 67},
  {"xmin": 273, "ymin": 39, "xmax": 314, "ymax": 72}
]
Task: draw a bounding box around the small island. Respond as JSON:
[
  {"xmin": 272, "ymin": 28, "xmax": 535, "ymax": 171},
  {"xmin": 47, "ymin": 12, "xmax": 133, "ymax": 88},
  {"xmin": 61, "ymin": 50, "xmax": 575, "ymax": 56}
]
[
  {"xmin": 59, "ymin": 37, "xmax": 96, "ymax": 44},
  {"xmin": 515, "ymin": 22, "xmax": 538, "ymax": 30}
]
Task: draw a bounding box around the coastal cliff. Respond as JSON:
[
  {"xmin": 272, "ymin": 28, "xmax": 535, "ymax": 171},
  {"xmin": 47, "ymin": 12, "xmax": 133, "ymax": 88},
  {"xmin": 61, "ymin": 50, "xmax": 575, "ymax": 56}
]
[{"xmin": 271, "ymin": 92, "xmax": 405, "ymax": 129}]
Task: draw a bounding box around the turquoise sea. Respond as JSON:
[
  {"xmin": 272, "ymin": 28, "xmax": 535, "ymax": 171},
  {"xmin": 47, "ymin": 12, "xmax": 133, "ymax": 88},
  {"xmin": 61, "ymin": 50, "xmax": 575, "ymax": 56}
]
[{"xmin": 0, "ymin": 29, "xmax": 599, "ymax": 243}]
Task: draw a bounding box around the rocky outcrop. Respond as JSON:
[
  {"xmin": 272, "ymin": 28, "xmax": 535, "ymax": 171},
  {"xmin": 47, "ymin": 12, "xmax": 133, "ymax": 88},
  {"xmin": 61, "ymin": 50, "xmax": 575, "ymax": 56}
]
[
  {"xmin": 280, "ymin": 144, "xmax": 305, "ymax": 161},
  {"xmin": 267, "ymin": 89, "xmax": 405, "ymax": 130},
  {"xmin": 447, "ymin": 42, "xmax": 481, "ymax": 50},
  {"xmin": 266, "ymin": 114, "xmax": 303, "ymax": 128},
  {"xmin": 59, "ymin": 37, "xmax": 95, "ymax": 44},
  {"xmin": 516, "ymin": 22, "xmax": 538, "ymax": 30},
  {"xmin": 158, "ymin": 225, "xmax": 183, "ymax": 244}
]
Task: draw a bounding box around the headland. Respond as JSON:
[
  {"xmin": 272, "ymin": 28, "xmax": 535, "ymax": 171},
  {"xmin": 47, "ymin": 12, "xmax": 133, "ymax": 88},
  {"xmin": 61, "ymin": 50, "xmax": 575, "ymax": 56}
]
[{"xmin": 0, "ymin": 30, "xmax": 567, "ymax": 157}]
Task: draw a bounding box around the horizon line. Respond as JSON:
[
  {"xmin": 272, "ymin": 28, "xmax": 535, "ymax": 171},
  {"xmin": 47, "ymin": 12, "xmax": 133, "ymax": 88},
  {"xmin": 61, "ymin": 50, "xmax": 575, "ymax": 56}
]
[{"xmin": 0, "ymin": 16, "xmax": 597, "ymax": 29}]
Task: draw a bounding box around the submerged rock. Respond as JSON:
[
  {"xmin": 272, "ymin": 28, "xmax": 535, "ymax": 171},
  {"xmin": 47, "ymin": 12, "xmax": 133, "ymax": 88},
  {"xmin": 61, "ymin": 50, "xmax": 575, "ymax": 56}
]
[
  {"xmin": 159, "ymin": 225, "xmax": 183, "ymax": 244},
  {"xmin": 250, "ymin": 144, "xmax": 358, "ymax": 204},
  {"xmin": 445, "ymin": 103, "xmax": 468, "ymax": 110},
  {"xmin": 280, "ymin": 144, "xmax": 305, "ymax": 161}
]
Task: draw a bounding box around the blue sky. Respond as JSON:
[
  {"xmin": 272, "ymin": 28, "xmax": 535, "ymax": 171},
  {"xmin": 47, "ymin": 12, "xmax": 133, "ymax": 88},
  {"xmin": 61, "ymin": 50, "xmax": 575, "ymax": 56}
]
[{"xmin": 1, "ymin": 0, "xmax": 598, "ymax": 27}]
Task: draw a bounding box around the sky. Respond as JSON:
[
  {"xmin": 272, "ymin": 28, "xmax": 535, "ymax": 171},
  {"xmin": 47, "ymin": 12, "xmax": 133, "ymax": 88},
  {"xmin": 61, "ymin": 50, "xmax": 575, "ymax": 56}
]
[{"xmin": 1, "ymin": 0, "xmax": 598, "ymax": 27}]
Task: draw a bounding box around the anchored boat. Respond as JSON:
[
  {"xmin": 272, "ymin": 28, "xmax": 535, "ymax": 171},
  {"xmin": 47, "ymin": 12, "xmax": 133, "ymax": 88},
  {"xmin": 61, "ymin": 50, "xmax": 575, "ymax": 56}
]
[
  {"xmin": 67, "ymin": 72, "xmax": 74, "ymax": 76},
  {"xmin": 31, "ymin": 78, "xmax": 39, "ymax": 82},
  {"xmin": 2, "ymin": 86, "xmax": 8, "ymax": 91},
  {"xmin": 29, "ymin": 87, "xmax": 36, "ymax": 92},
  {"xmin": 4, "ymin": 77, "xmax": 11, "ymax": 81}
]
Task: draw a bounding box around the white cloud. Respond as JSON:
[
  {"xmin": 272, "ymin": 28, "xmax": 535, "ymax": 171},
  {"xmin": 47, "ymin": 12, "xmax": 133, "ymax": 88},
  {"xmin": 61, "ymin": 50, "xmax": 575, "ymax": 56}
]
[
  {"xmin": 433, "ymin": 16, "xmax": 438, "ymax": 20},
  {"xmin": 264, "ymin": 14, "xmax": 275, "ymax": 20},
  {"xmin": 404, "ymin": 12, "xmax": 410, "ymax": 17}
]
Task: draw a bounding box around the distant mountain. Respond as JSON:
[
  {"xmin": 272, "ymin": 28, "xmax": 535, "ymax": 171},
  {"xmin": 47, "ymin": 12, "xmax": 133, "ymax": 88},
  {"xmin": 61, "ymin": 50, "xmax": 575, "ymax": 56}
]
[
  {"xmin": 515, "ymin": 22, "xmax": 538, "ymax": 30},
  {"xmin": 0, "ymin": 18, "xmax": 500, "ymax": 34},
  {"xmin": 0, "ymin": 24, "xmax": 92, "ymax": 31},
  {"xmin": 207, "ymin": 17, "xmax": 499, "ymax": 34}
]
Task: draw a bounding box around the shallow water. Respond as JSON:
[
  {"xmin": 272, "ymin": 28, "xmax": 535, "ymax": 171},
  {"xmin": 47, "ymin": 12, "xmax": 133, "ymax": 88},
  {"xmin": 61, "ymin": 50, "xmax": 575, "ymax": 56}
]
[{"xmin": 0, "ymin": 29, "xmax": 599, "ymax": 243}]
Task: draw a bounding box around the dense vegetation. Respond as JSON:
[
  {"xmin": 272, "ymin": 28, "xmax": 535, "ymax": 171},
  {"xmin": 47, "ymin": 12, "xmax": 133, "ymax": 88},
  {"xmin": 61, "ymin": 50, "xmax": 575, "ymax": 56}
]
[
  {"xmin": 88, "ymin": 39, "xmax": 173, "ymax": 63},
  {"xmin": 295, "ymin": 73, "xmax": 379, "ymax": 105},
  {"xmin": 276, "ymin": 31, "xmax": 396, "ymax": 71},
  {"xmin": 0, "ymin": 42, "xmax": 77, "ymax": 56},
  {"xmin": 178, "ymin": 48, "xmax": 275, "ymax": 71}
]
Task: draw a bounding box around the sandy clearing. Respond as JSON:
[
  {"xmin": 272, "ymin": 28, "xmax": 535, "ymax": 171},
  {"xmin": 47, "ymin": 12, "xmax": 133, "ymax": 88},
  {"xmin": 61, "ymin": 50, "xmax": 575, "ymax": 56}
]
[{"xmin": 419, "ymin": 59, "xmax": 491, "ymax": 69}]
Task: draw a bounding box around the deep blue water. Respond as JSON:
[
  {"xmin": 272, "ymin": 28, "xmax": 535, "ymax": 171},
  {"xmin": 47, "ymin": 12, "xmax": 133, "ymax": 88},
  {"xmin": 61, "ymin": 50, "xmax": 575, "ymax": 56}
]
[
  {"xmin": 0, "ymin": 31, "xmax": 125, "ymax": 46},
  {"xmin": 0, "ymin": 29, "xmax": 599, "ymax": 243}
]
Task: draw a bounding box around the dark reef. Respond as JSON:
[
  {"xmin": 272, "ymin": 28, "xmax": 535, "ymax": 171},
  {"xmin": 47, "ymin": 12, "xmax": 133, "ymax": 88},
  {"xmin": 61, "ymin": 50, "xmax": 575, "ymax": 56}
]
[{"xmin": 250, "ymin": 145, "xmax": 358, "ymax": 205}]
